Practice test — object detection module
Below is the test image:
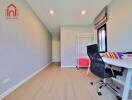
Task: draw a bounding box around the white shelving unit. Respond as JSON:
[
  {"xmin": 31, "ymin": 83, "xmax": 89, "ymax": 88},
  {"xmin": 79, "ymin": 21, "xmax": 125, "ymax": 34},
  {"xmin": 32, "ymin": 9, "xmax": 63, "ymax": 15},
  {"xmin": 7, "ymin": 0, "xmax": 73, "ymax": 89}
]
[{"xmin": 112, "ymin": 77, "xmax": 132, "ymax": 90}]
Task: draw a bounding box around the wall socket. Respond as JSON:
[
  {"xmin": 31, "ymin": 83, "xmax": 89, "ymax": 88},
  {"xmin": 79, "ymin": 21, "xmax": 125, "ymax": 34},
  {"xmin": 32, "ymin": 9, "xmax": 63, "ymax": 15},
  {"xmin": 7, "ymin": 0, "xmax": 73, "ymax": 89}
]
[{"xmin": 2, "ymin": 77, "xmax": 11, "ymax": 84}]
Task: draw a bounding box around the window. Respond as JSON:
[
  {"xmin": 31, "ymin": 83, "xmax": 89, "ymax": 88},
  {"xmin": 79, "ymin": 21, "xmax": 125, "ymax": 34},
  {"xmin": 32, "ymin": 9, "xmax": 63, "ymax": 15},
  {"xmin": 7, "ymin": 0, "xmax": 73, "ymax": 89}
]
[{"xmin": 97, "ymin": 24, "xmax": 107, "ymax": 52}]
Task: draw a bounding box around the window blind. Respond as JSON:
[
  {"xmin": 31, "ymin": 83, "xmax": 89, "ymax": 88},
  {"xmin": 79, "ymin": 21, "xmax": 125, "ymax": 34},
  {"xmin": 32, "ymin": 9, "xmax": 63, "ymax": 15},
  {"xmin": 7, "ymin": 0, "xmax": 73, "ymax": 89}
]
[{"xmin": 94, "ymin": 6, "xmax": 108, "ymax": 29}]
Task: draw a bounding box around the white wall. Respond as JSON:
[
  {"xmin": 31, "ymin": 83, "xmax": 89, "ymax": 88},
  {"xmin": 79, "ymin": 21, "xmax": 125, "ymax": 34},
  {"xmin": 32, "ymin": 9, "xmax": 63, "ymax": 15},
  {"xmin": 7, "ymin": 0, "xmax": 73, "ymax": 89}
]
[
  {"xmin": 61, "ymin": 26, "xmax": 93, "ymax": 67},
  {"xmin": 107, "ymin": 0, "xmax": 132, "ymax": 51},
  {"xmin": 0, "ymin": 0, "xmax": 52, "ymax": 95}
]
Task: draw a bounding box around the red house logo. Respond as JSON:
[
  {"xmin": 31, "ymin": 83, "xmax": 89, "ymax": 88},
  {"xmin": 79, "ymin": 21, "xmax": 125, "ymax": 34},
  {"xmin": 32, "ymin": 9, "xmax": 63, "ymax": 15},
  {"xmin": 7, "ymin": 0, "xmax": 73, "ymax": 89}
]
[{"xmin": 5, "ymin": 4, "xmax": 18, "ymax": 19}]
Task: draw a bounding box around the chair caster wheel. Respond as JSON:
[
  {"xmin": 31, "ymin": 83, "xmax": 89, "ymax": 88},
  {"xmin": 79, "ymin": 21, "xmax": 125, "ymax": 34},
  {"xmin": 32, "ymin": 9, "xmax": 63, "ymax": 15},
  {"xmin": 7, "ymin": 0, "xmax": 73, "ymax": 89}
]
[
  {"xmin": 117, "ymin": 96, "xmax": 122, "ymax": 100},
  {"xmin": 76, "ymin": 66, "xmax": 80, "ymax": 70},
  {"xmin": 90, "ymin": 82, "xmax": 93, "ymax": 85},
  {"xmin": 97, "ymin": 92, "xmax": 102, "ymax": 96}
]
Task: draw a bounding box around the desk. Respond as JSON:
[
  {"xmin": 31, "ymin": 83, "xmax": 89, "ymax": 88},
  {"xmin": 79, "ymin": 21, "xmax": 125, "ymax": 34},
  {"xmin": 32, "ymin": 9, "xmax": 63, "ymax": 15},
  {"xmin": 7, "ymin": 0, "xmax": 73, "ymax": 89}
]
[{"xmin": 102, "ymin": 57, "xmax": 132, "ymax": 100}]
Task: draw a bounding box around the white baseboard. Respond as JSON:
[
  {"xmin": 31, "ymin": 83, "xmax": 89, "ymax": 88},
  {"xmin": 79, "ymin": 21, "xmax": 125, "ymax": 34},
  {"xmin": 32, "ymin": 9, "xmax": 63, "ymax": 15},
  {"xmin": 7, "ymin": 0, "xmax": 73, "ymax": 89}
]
[
  {"xmin": 52, "ymin": 60, "xmax": 60, "ymax": 62},
  {"xmin": 61, "ymin": 66, "xmax": 76, "ymax": 68},
  {"xmin": 0, "ymin": 62, "xmax": 51, "ymax": 99}
]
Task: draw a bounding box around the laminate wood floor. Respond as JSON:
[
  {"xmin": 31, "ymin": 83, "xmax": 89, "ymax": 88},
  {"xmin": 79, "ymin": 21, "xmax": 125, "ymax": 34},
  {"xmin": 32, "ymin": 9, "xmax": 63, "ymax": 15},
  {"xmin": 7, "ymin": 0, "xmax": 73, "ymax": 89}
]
[{"xmin": 4, "ymin": 63, "xmax": 117, "ymax": 100}]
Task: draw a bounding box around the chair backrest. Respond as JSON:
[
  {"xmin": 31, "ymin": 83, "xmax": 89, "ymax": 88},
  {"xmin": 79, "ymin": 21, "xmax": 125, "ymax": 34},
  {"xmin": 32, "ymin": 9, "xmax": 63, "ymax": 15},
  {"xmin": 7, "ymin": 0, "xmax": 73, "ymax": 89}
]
[
  {"xmin": 87, "ymin": 44, "xmax": 106, "ymax": 78},
  {"xmin": 87, "ymin": 44, "xmax": 98, "ymax": 54}
]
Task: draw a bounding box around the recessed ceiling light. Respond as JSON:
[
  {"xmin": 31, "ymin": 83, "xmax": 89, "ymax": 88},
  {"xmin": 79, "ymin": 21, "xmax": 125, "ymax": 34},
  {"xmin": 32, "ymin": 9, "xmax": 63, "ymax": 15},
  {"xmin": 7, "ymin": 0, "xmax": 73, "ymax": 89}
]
[
  {"xmin": 49, "ymin": 10, "xmax": 54, "ymax": 15},
  {"xmin": 81, "ymin": 10, "xmax": 86, "ymax": 15}
]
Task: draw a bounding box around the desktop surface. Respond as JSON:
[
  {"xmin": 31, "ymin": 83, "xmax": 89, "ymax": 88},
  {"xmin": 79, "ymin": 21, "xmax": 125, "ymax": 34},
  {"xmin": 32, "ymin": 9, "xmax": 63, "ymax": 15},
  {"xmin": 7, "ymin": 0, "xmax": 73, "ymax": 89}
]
[{"xmin": 102, "ymin": 57, "xmax": 132, "ymax": 69}]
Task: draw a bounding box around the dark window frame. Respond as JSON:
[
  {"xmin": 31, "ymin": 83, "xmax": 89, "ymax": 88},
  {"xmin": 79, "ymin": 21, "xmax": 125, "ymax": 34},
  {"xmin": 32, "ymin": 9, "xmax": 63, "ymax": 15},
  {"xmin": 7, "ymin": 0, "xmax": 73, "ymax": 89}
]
[{"xmin": 97, "ymin": 24, "xmax": 107, "ymax": 53}]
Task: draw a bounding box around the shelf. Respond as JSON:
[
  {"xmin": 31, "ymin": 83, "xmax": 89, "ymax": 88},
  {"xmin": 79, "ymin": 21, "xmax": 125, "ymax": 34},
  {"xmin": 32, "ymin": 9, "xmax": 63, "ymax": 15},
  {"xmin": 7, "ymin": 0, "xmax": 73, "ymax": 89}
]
[{"xmin": 112, "ymin": 77, "xmax": 132, "ymax": 90}]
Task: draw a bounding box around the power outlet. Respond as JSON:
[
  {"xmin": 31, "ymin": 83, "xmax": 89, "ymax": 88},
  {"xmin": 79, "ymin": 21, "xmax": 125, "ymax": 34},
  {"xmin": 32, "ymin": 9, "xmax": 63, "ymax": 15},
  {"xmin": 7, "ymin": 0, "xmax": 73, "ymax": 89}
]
[{"xmin": 2, "ymin": 77, "xmax": 11, "ymax": 84}]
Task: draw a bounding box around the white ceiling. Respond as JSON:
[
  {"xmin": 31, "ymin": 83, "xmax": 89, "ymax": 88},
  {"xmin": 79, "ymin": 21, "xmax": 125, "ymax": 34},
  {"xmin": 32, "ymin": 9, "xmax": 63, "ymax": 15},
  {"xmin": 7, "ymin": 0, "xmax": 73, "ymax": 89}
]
[{"xmin": 26, "ymin": 0, "xmax": 112, "ymax": 35}]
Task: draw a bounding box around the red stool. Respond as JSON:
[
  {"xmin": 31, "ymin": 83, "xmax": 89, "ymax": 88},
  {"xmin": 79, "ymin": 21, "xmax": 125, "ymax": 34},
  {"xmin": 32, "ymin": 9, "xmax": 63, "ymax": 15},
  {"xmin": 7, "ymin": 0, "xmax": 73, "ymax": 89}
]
[{"xmin": 77, "ymin": 58, "xmax": 90, "ymax": 68}]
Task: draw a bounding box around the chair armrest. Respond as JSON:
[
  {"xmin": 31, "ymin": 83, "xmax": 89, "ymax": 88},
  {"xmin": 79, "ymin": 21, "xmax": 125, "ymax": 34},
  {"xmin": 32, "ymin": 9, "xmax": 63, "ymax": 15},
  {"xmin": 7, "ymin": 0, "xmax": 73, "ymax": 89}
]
[
  {"xmin": 106, "ymin": 65, "xmax": 116, "ymax": 77},
  {"xmin": 110, "ymin": 66, "xmax": 115, "ymax": 76},
  {"xmin": 106, "ymin": 65, "xmax": 125, "ymax": 78}
]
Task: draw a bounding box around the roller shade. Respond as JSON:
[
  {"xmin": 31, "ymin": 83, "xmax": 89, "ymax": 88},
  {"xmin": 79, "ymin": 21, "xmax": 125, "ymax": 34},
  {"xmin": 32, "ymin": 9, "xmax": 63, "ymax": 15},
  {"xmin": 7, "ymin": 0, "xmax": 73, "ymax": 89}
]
[{"xmin": 94, "ymin": 6, "xmax": 108, "ymax": 29}]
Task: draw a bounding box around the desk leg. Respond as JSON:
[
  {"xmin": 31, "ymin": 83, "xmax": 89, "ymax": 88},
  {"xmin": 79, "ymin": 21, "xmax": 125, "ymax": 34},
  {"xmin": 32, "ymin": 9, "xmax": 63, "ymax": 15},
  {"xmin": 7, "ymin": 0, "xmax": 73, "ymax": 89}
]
[{"xmin": 122, "ymin": 69, "xmax": 132, "ymax": 100}]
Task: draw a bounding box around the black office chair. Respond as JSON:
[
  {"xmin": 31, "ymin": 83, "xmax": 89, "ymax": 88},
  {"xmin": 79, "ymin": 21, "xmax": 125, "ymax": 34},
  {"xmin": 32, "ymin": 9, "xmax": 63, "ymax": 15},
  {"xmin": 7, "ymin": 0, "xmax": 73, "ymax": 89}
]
[{"xmin": 87, "ymin": 44, "xmax": 124, "ymax": 100}]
